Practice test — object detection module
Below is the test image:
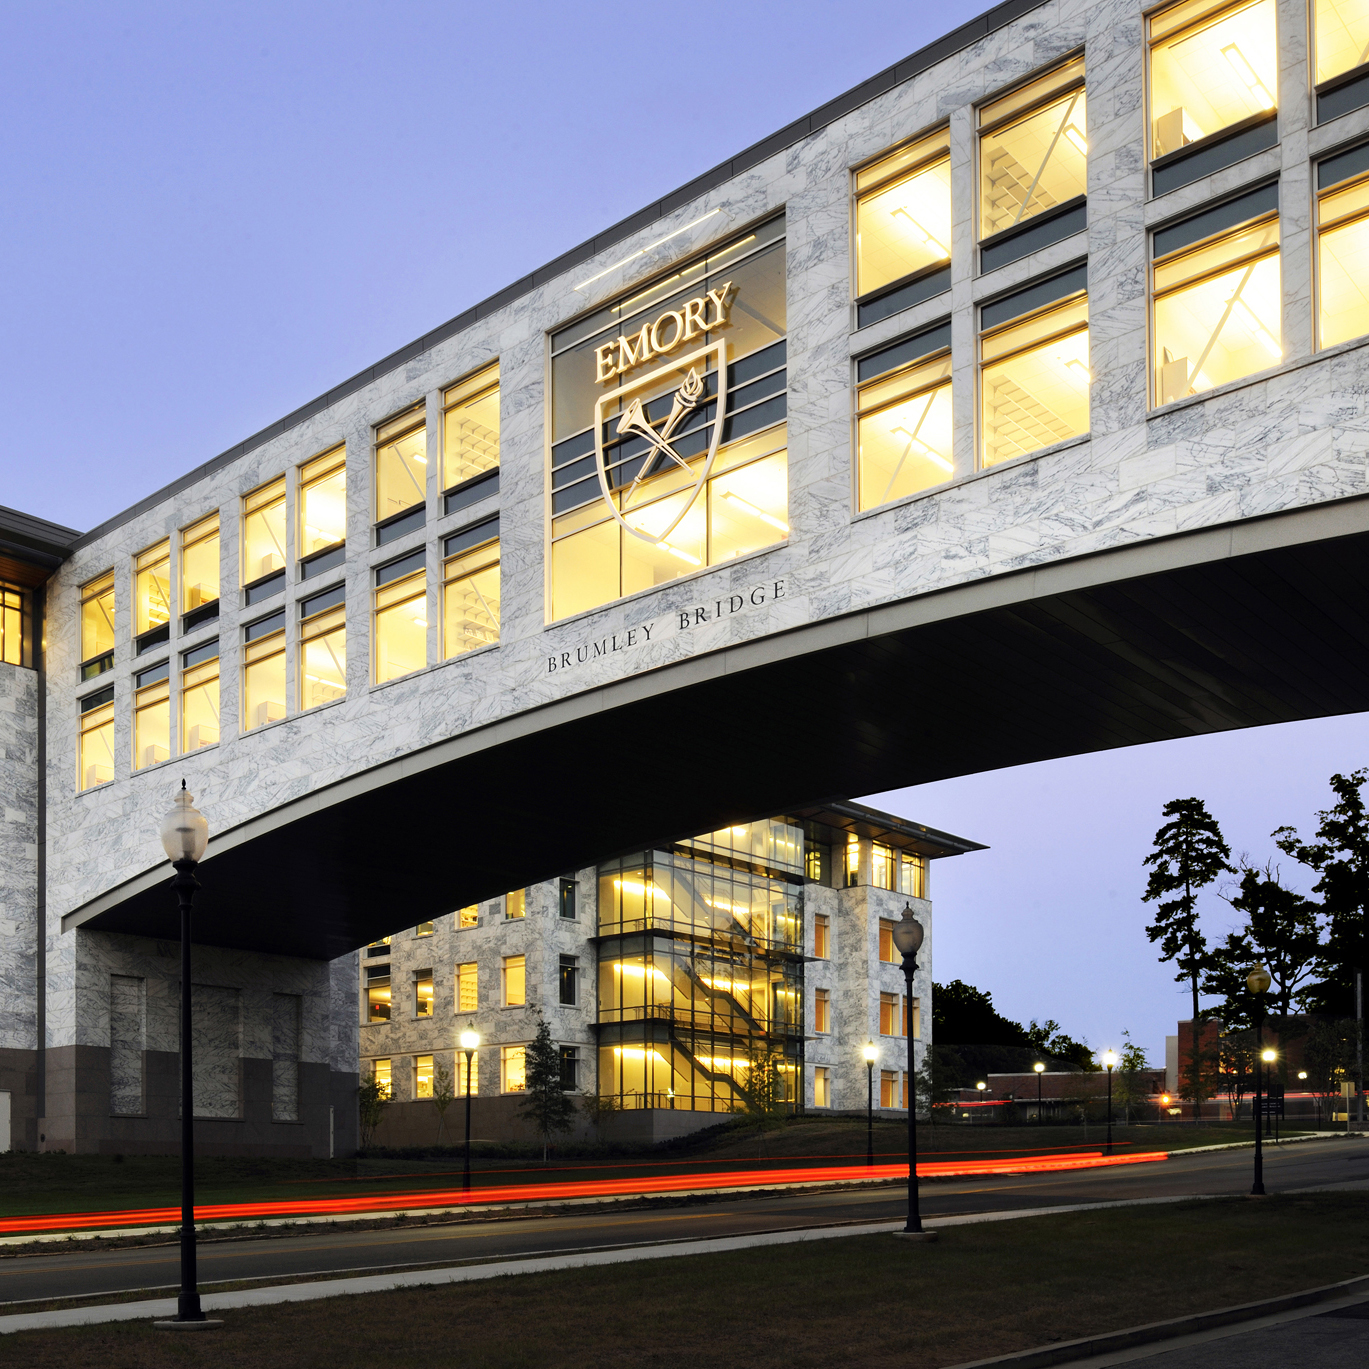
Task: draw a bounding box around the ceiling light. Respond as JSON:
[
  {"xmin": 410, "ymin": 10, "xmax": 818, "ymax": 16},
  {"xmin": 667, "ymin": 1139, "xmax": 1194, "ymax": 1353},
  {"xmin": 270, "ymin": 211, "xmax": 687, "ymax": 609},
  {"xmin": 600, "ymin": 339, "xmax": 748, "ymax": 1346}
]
[
  {"xmin": 721, "ymin": 490, "xmax": 790, "ymax": 532},
  {"xmin": 1064, "ymin": 124, "xmax": 1088, "ymax": 155},
  {"xmin": 1221, "ymin": 44, "xmax": 1275, "ymax": 109}
]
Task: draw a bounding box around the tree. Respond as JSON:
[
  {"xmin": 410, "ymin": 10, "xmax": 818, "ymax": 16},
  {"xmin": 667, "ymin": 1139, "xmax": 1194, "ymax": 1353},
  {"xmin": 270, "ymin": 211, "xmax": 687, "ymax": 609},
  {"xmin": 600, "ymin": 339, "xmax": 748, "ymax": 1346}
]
[
  {"xmin": 933, "ymin": 980, "xmax": 1031, "ymax": 1046},
  {"xmin": 1025, "ymin": 1019, "xmax": 1097, "ymax": 1072},
  {"xmin": 357, "ymin": 1078, "xmax": 388, "ymax": 1151},
  {"xmin": 1225, "ymin": 863, "xmax": 1323, "ymax": 1026},
  {"xmin": 1112, "ymin": 1031, "xmax": 1151, "ymax": 1123},
  {"xmin": 914, "ymin": 1044, "xmax": 965, "ymax": 1127},
  {"xmin": 580, "ymin": 1090, "xmax": 620, "ymax": 1140},
  {"xmin": 1304, "ymin": 1017, "xmax": 1357, "ymax": 1128},
  {"xmin": 1215, "ymin": 1028, "xmax": 1256, "ymax": 1122},
  {"xmin": 519, "ymin": 1018, "xmax": 577, "ymax": 1161},
  {"xmin": 739, "ymin": 1035, "xmax": 791, "ymax": 1129},
  {"xmin": 1142, "ymin": 797, "xmax": 1233, "ymax": 1118},
  {"xmin": 431, "ymin": 1061, "xmax": 456, "ymax": 1146}
]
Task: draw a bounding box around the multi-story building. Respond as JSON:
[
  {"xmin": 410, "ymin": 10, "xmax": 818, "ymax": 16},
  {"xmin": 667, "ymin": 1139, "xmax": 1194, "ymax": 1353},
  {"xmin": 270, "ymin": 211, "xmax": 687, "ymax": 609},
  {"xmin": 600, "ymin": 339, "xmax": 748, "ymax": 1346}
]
[{"xmin": 356, "ymin": 803, "xmax": 979, "ymax": 1145}]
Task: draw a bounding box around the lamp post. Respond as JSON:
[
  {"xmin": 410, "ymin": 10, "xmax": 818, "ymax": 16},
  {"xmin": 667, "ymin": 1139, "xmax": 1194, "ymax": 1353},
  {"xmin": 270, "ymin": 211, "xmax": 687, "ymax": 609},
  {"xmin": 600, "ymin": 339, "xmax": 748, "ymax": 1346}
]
[
  {"xmin": 863, "ymin": 1041, "xmax": 879, "ymax": 1167},
  {"xmin": 1248, "ymin": 965, "xmax": 1271, "ymax": 1196},
  {"xmin": 1034, "ymin": 1060, "xmax": 1046, "ymax": 1123},
  {"xmin": 153, "ymin": 784, "xmax": 218, "ymax": 1331},
  {"xmin": 459, "ymin": 1027, "xmax": 479, "ymax": 1192},
  {"xmin": 891, "ymin": 907, "xmax": 927, "ymax": 1235},
  {"xmin": 1102, "ymin": 1050, "xmax": 1117, "ymax": 1155}
]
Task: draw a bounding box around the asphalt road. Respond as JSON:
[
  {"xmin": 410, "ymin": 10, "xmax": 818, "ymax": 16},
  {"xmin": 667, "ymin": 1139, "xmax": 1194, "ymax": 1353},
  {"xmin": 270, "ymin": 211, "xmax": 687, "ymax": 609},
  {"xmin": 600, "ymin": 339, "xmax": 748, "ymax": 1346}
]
[{"xmin": 3, "ymin": 1139, "xmax": 1366, "ymax": 1307}]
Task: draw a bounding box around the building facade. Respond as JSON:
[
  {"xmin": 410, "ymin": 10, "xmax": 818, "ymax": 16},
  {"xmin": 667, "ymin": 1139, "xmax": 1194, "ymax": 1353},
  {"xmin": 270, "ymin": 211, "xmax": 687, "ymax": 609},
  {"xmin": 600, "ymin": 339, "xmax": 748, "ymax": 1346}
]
[{"xmin": 5, "ymin": 0, "xmax": 1369, "ymax": 1153}]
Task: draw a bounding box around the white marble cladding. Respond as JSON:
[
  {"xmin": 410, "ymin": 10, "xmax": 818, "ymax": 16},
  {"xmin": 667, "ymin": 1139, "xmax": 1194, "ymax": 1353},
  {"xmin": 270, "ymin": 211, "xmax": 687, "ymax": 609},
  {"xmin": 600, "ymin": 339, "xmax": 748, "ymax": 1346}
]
[
  {"xmin": 0, "ymin": 663, "xmax": 38, "ymax": 1052},
  {"xmin": 42, "ymin": 0, "xmax": 1361, "ymax": 948}
]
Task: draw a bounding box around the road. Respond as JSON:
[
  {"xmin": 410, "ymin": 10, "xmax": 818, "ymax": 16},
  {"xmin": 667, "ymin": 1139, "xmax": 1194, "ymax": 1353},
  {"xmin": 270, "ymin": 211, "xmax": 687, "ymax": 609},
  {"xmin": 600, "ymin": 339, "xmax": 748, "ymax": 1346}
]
[{"xmin": 2, "ymin": 1139, "xmax": 1365, "ymax": 1307}]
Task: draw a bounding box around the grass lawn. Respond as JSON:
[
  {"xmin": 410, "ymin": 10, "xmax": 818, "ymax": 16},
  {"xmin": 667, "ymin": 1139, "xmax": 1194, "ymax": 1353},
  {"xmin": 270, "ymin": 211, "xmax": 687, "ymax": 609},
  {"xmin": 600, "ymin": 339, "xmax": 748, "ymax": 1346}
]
[
  {"xmin": 0, "ymin": 1118, "xmax": 1289, "ymax": 1218},
  {"xmin": 6, "ymin": 1193, "xmax": 1368, "ymax": 1367}
]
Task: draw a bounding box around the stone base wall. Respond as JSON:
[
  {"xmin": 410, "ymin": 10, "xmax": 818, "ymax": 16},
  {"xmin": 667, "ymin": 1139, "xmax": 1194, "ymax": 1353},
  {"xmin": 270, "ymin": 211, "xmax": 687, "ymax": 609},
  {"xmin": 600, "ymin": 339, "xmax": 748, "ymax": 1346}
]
[{"xmin": 0, "ymin": 1047, "xmax": 39, "ymax": 1151}]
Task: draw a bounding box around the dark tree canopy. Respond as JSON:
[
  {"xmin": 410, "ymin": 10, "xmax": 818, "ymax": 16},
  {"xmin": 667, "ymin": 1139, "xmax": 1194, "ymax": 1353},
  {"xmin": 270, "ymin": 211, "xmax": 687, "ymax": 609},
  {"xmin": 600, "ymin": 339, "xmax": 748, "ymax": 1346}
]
[{"xmin": 932, "ymin": 980, "xmax": 1093, "ymax": 1069}]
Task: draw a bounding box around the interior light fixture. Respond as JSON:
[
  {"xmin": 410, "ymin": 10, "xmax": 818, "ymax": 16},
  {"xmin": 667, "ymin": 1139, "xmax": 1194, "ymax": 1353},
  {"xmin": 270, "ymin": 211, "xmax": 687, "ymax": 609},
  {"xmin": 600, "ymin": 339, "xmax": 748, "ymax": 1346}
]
[
  {"xmin": 890, "ymin": 206, "xmax": 950, "ymax": 258},
  {"xmin": 1233, "ymin": 298, "xmax": 1282, "ymax": 357},
  {"xmin": 660, "ymin": 541, "xmax": 702, "ymax": 566},
  {"xmin": 1221, "ymin": 44, "xmax": 1275, "ymax": 109},
  {"xmin": 890, "ymin": 424, "xmax": 953, "ymax": 472},
  {"xmin": 721, "ymin": 490, "xmax": 790, "ymax": 532},
  {"xmin": 1063, "ymin": 124, "xmax": 1088, "ymax": 155},
  {"xmin": 1066, "ymin": 357, "xmax": 1092, "ymax": 381},
  {"xmin": 573, "ymin": 209, "xmax": 724, "ymax": 291}
]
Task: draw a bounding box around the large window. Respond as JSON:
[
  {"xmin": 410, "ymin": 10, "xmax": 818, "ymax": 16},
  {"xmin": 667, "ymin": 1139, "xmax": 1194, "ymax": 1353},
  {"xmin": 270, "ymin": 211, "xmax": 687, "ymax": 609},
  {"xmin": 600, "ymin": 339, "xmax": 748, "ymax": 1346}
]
[
  {"xmin": 372, "ymin": 1058, "xmax": 392, "ymax": 1096},
  {"xmin": 180, "ymin": 513, "xmax": 220, "ymax": 614},
  {"xmin": 814, "ymin": 987, "xmax": 830, "ymax": 1033},
  {"xmin": 415, "ymin": 1054, "xmax": 435, "ymax": 1098},
  {"xmin": 415, "ymin": 971, "xmax": 434, "ymax": 1018},
  {"xmin": 299, "ymin": 584, "xmax": 346, "ymax": 709},
  {"xmin": 1317, "ymin": 149, "xmax": 1369, "ymax": 349},
  {"xmin": 855, "ymin": 322, "xmax": 953, "ymax": 510},
  {"xmin": 502, "ymin": 1045, "xmax": 527, "ymax": 1093},
  {"xmin": 813, "ymin": 914, "xmax": 830, "ymax": 959},
  {"xmin": 242, "ymin": 477, "xmax": 286, "ymax": 596},
  {"xmin": 880, "ymin": 992, "xmax": 899, "ymax": 1035},
  {"xmin": 443, "ymin": 363, "xmax": 500, "ymax": 493},
  {"xmin": 375, "ymin": 403, "xmax": 427, "ymax": 533},
  {"xmin": 299, "ymin": 447, "xmax": 347, "ymax": 560},
  {"xmin": 1152, "ymin": 188, "xmax": 1280, "ymax": 404},
  {"xmin": 134, "ymin": 540, "xmax": 171, "ymax": 640},
  {"xmin": 549, "ymin": 218, "xmax": 787, "ymax": 622},
  {"xmin": 132, "ymin": 661, "xmax": 169, "ymax": 770},
  {"xmin": 0, "ymin": 584, "xmax": 21, "ymax": 667},
  {"xmin": 503, "ymin": 955, "xmax": 526, "ymax": 1007},
  {"xmin": 180, "ymin": 640, "xmax": 220, "ymax": 752},
  {"xmin": 980, "ymin": 268, "xmax": 1089, "ymax": 468},
  {"xmin": 442, "ymin": 518, "xmax": 500, "ymax": 659},
  {"xmin": 898, "ymin": 852, "xmax": 928, "ymax": 898},
  {"xmin": 78, "ymin": 687, "xmax": 115, "ymax": 791},
  {"xmin": 457, "ymin": 1049, "xmax": 478, "ymax": 1096},
  {"xmin": 80, "ymin": 572, "xmax": 115, "ymax": 676},
  {"xmin": 814, "ymin": 1066, "xmax": 831, "ymax": 1108},
  {"xmin": 1316, "ymin": 0, "xmax": 1369, "ymax": 85},
  {"xmin": 242, "ymin": 610, "xmax": 286, "ymax": 731},
  {"xmin": 374, "ymin": 551, "xmax": 426, "ymax": 683},
  {"xmin": 457, "ymin": 962, "xmax": 478, "ymax": 1012},
  {"xmin": 365, "ymin": 965, "xmax": 390, "ymax": 1023},
  {"xmin": 1149, "ymin": 0, "xmax": 1276, "ymax": 160}
]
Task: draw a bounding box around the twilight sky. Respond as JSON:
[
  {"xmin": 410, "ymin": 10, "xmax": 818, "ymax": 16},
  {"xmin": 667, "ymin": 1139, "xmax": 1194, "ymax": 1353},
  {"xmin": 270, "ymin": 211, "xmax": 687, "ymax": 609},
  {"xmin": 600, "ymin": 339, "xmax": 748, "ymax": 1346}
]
[{"xmin": 4, "ymin": 1, "xmax": 1365, "ymax": 1064}]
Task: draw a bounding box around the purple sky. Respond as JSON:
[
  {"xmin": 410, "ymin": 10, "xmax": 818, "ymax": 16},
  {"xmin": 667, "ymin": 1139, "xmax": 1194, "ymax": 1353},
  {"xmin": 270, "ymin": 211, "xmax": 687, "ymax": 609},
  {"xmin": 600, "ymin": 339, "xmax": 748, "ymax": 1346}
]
[{"xmin": 5, "ymin": 1, "xmax": 1364, "ymax": 1063}]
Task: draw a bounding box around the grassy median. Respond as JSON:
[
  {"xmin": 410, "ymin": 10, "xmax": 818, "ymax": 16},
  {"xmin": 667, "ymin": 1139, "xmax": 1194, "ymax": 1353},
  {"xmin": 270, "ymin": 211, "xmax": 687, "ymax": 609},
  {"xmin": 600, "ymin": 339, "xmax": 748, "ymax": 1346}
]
[{"xmin": 6, "ymin": 1192, "xmax": 1369, "ymax": 1367}]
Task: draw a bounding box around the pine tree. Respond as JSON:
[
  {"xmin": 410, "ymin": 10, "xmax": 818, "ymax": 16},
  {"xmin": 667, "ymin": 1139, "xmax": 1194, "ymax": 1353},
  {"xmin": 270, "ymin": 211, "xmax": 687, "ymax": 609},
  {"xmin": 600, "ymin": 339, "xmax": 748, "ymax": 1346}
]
[
  {"xmin": 1142, "ymin": 797, "xmax": 1233, "ymax": 1119},
  {"xmin": 519, "ymin": 1018, "xmax": 577, "ymax": 1161}
]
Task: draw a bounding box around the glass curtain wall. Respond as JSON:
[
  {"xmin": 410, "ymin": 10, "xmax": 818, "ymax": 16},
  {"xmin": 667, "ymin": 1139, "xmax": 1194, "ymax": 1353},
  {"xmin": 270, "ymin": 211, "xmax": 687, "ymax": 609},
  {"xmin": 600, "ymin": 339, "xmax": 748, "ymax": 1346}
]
[
  {"xmin": 1316, "ymin": 0, "xmax": 1369, "ymax": 84},
  {"xmin": 854, "ymin": 130, "xmax": 951, "ymax": 297},
  {"xmin": 1317, "ymin": 159, "xmax": 1369, "ymax": 348}
]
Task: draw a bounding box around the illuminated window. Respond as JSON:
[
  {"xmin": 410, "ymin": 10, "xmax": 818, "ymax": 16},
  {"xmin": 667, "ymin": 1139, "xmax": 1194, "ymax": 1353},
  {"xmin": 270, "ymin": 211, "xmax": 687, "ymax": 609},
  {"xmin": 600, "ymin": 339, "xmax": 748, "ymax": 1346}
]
[
  {"xmin": 879, "ymin": 921, "xmax": 896, "ymax": 964},
  {"xmin": 872, "ymin": 844, "xmax": 895, "ymax": 891},
  {"xmin": 373, "ymin": 552, "xmax": 426, "ymax": 684},
  {"xmin": 503, "ymin": 955, "xmax": 526, "ymax": 1007},
  {"xmin": 560, "ymin": 954, "xmax": 579, "ymax": 1006},
  {"xmin": 1316, "ymin": 0, "xmax": 1369, "ymax": 84},
  {"xmin": 299, "ymin": 584, "xmax": 346, "ymax": 710},
  {"xmin": 0, "ymin": 584, "xmax": 22, "ymax": 667},
  {"xmin": 366, "ymin": 936, "xmax": 392, "ymax": 956},
  {"xmin": 854, "ymin": 129, "xmax": 951, "ymax": 300},
  {"xmin": 365, "ymin": 966, "xmax": 390, "ymax": 1023},
  {"xmin": 80, "ymin": 572, "xmax": 115, "ymax": 674},
  {"xmin": 78, "ymin": 688, "xmax": 115, "ymax": 791},
  {"xmin": 979, "ymin": 58, "xmax": 1086, "ymax": 240},
  {"xmin": 1152, "ymin": 192, "xmax": 1280, "ymax": 405},
  {"xmin": 375, "ymin": 403, "xmax": 427, "ymax": 526},
  {"xmin": 457, "ymin": 905, "xmax": 479, "ymax": 929},
  {"xmin": 506, "ymin": 889, "xmax": 526, "ymax": 919},
  {"xmin": 372, "ymin": 1057, "xmax": 392, "ymax": 1097},
  {"xmin": 980, "ymin": 272, "xmax": 1089, "ymax": 468},
  {"xmin": 415, "ymin": 1054, "xmax": 434, "ymax": 1098},
  {"xmin": 180, "ymin": 513, "xmax": 220, "ymax": 614},
  {"xmin": 242, "ymin": 610, "xmax": 286, "ymax": 731},
  {"xmin": 415, "ymin": 922, "xmax": 434, "ymax": 937},
  {"xmin": 815, "ymin": 987, "xmax": 831, "ymax": 1033},
  {"xmin": 242, "ymin": 476, "xmax": 287, "ymax": 590},
  {"xmin": 415, "ymin": 971, "xmax": 434, "ymax": 1019},
  {"xmin": 880, "ymin": 1069, "xmax": 899, "ymax": 1108},
  {"xmin": 442, "ymin": 520, "xmax": 500, "ymax": 659},
  {"xmin": 846, "ymin": 834, "xmax": 860, "ymax": 887},
  {"xmin": 1317, "ymin": 151, "xmax": 1369, "ymax": 349},
  {"xmin": 299, "ymin": 447, "xmax": 347, "ymax": 559},
  {"xmin": 814, "ymin": 914, "xmax": 830, "ymax": 959},
  {"xmin": 134, "ymin": 540, "xmax": 171, "ymax": 638},
  {"xmin": 814, "ymin": 1066, "xmax": 831, "ymax": 1108},
  {"xmin": 1149, "ymin": 0, "xmax": 1276, "ymax": 161},
  {"xmin": 502, "ymin": 1045, "xmax": 527, "ymax": 1092},
  {"xmin": 456, "ymin": 1049, "xmax": 478, "ymax": 1097},
  {"xmin": 910, "ymin": 997, "xmax": 921, "ymax": 1040},
  {"xmin": 457, "ymin": 962, "xmax": 478, "ymax": 1012},
  {"xmin": 898, "ymin": 853, "xmax": 928, "ymax": 898},
  {"xmin": 132, "ymin": 661, "xmax": 169, "ymax": 770},
  {"xmin": 180, "ymin": 640, "xmax": 220, "ymax": 753},
  {"xmin": 443, "ymin": 363, "xmax": 500, "ymax": 491}
]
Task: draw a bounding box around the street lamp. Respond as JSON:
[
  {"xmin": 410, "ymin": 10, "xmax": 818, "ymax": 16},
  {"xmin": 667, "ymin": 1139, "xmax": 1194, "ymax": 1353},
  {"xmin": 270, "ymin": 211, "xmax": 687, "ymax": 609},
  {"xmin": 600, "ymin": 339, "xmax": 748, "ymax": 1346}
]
[
  {"xmin": 1248, "ymin": 964, "xmax": 1272, "ymax": 1196},
  {"xmin": 890, "ymin": 907, "xmax": 928, "ymax": 1236},
  {"xmin": 1102, "ymin": 1050, "xmax": 1117, "ymax": 1156},
  {"xmin": 1034, "ymin": 1060, "xmax": 1046, "ymax": 1123},
  {"xmin": 153, "ymin": 784, "xmax": 218, "ymax": 1331},
  {"xmin": 862, "ymin": 1041, "xmax": 879, "ymax": 1167},
  {"xmin": 459, "ymin": 1027, "xmax": 480, "ymax": 1191},
  {"xmin": 1262, "ymin": 1047, "xmax": 1278, "ymax": 1139}
]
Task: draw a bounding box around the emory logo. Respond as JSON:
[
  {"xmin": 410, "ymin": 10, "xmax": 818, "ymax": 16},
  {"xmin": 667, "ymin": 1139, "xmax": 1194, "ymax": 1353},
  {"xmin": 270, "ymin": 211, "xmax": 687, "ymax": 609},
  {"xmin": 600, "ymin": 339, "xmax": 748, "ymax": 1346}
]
[{"xmin": 592, "ymin": 284, "xmax": 735, "ymax": 549}]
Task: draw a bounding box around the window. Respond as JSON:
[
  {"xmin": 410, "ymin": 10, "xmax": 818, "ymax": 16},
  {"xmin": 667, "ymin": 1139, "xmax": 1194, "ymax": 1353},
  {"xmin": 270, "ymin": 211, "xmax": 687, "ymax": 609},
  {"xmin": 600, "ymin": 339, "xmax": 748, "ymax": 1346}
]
[
  {"xmin": 501, "ymin": 1044, "xmax": 527, "ymax": 1092},
  {"xmin": 181, "ymin": 640, "xmax": 220, "ymax": 753},
  {"xmin": 901, "ymin": 996, "xmax": 910, "ymax": 1038},
  {"xmin": 365, "ymin": 965, "xmax": 391, "ymax": 1023},
  {"xmin": 415, "ymin": 921, "xmax": 434, "ymax": 937},
  {"xmin": 0, "ymin": 584, "xmax": 23, "ymax": 667},
  {"xmin": 559, "ymin": 878, "xmax": 577, "ymax": 920},
  {"xmin": 1152, "ymin": 187, "xmax": 1279, "ymax": 404},
  {"xmin": 881, "ymin": 1069, "xmax": 899, "ymax": 1108},
  {"xmin": 878, "ymin": 920, "xmax": 896, "ymax": 963},
  {"xmin": 814, "ymin": 914, "xmax": 830, "ymax": 959},
  {"xmin": 300, "ymin": 585, "xmax": 346, "ymax": 709},
  {"xmin": 457, "ymin": 962, "xmax": 478, "ymax": 1012},
  {"xmin": 299, "ymin": 447, "xmax": 347, "ymax": 560},
  {"xmin": 415, "ymin": 970, "xmax": 434, "ymax": 1017},
  {"xmin": 855, "ymin": 323, "xmax": 953, "ymax": 509},
  {"xmin": 372, "ymin": 1058, "xmax": 392, "ymax": 1098},
  {"xmin": 980, "ymin": 268, "xmax": 1089, "ymax": 467},
  {"xmin": 814, "ymin": 987, "xmax": 830, "ymax": 1033},
  {"xmin": 442, "ymin": 520, "xmax": 500, "ymax": 658},
  {"xmin": 846, "ymin": 833, "xmax": 859, "ymax": 887},
  {"xmin": 559, "ymin": 954, "xmax": 579, "ymax": 1006},
  {"xmin": 366, "ymin": 936, "xmax": 391, "ymax": 956},
  {"xmin": 872, "ymin": 843, "xmax": 895, "ymax": 890},
  {"xmin": 415, "ymin": 1054, "xmax": 434, "ymax": 1099},
  {"xmin": 1318, "ymin": 150, "xmax": 1369, "ymax": 349},
  {"xmin": 180, "ymin": 513, "xmax": 220, "ymax": 614},
  {"xmin": 506, "ymin": 889, "xmax": 526, "ymax": 919},
  {"xmin": 910, "ymin": 997, "xmax": 922, "ymax": 1040},
  {"xmin": 1316, "ymin": 0, "xmax": 1369, "ymax": 86},
  {"xmin": 457, "ymin": 1048, "xmax": 478, "ymax": 1096},
  {"xmin": 375, "ymin": 403, "xmax": 427, "ymax": 532},
  {"xmin": 559, "ymin": 1045, "xmax": 579, "ymax": 1090},
  {"xmin": 805, "ymin": 842, "xmax": 828, "ymax": 883},
  {"xmin": 880, "ymin": 991, "xmax": 898, "ymax": 1034},
  {"xmin": 134, "ymin": 540, "xmax": 171, "ymax": 639},
  {"xmin": 854, "ymin": 129, "xmax": 951, "ymax": 317},
  {"xmin": 814, "ymin": 1066, "xmax": 831, "ymax": 1108},
  {"xmin": 898, "ymin": 853, "xmax": 927, "ymax": 898},
  {"xmin": 979, "ymin": 58, "xmax": 1086, "ymax": 255},
  {"xmin": 78, "ymin": 687, "xmax": 115, "ymax": 790},
  {"xmin": 503, "ymin": 954, "xmax": 526, "ymax": 1007},
  {"xmin": 242, "ymin": 610, "xmax": 286, "ymax": 731},
  {"xmin": 132, "ymin": 661, "xmax": 169, "ymax": 770},
  {"xmin": 1149, "ymin": 0, "xmax": 1276, "ymax": 162},
  {"xmin": 374, "ymin": 552, "xmax": 426, "ymax": 683},
  {"xmin": 443, "ymin": 362, "xmax": 500, "ymax": 492},
  {"xmin": 80, "ymin": 572, "xmax": 115, "ymax": 675},
  {"xmin": 242, "ymin": 476, "xmax": 287, "ymax": 590},
  {"xmin": 457, "ymin": 904, "xmax": 479, "ymax": 929}
]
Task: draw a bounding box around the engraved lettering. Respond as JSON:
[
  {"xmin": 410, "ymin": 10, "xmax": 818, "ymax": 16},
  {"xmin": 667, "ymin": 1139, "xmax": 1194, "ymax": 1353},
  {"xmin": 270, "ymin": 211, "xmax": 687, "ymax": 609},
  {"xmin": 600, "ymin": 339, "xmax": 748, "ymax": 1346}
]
[{"xmin": 641, "ymin": 622, "xmax": 653, "ymax": 640}]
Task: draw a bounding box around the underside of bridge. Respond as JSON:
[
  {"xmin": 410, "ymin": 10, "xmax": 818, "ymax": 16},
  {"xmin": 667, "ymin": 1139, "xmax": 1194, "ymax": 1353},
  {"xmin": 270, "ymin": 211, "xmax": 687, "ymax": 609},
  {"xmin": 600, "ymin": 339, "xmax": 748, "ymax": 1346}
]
[{"xmin": 67, "ymin": 497, "xmax": 1369, "ymax": 958}]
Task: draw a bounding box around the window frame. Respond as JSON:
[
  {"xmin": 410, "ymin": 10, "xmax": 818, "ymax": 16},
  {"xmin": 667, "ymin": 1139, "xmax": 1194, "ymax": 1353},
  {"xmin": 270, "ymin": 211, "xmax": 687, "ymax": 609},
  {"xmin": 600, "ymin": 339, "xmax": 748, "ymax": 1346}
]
[
  {"xmin": 372, "ymin": 555, "xmax": 428, "ymax": 685},
  {"xmin": 241, "ymin": 475, "xmax": 287, "ymax": 598},
  {"xmin": 374, "ymin": 402, "xmax": 429, "ymax": 535},
  {"xmin": 132, "ymin": 663, "xmax": 171, "ymax": 771},
  {"xmin": 1315, "ymin": 153, "xmax": 1369, "ymax": 350},
  {"xmin": 442, "ymin": 361, "xmax": 501, "ymax": 496},
  {"xmin": 297, "ymin": 446, "xmax": 347, "ymax": 567},
  {"xmin": 79, "ymin": 571, "xmax": 116, "ymax": 676}
]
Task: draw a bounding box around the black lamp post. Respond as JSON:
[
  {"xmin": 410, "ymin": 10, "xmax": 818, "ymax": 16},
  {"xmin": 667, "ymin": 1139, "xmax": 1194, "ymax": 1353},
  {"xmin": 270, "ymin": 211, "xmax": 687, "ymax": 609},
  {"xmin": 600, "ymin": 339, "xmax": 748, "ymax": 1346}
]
[
  {"xmin": 460, "ymin": 1027, "xmax": 479, "ymax": 1191},
  {"xmin": 1248, "ymin": 964, "xmax": 1271, "ymax": 1196},
  {"xmin": 1102, "ymin": 1049, "xmax": 1117, "ymax": 1156},
  {"xmin": 862, "ymin": 1041, "xmax": 878, "ymax": 1167},
  {"xmin": 891, "ymin": 907, "xmax": 927, "ymax": 1235},
  {"xmin": 153, "ymin": 784, "xmax": 220, "ymax": 1331},
  {"xmin": 1034, "ymin": 1060, "xmax": 1045, "ymax": 1123}
]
